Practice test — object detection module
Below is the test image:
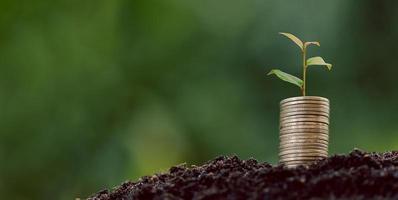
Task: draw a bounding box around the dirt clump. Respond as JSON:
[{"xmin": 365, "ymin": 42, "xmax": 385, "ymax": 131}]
[{"xmin": 88, "ymin": 149, "xmax": 398, "ymax": 200}]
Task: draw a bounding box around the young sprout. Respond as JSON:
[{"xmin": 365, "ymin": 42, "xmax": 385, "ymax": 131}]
[{"xmin": 268, "ymin": 32, "xmax": 332, "ymax": 96}]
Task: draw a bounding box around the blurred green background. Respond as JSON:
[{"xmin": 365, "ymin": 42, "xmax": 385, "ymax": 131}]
[{"xmin": 1, "ymin": 0, "xmax": 398, "ymax": 199}]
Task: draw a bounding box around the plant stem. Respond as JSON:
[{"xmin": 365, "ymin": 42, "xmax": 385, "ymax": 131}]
[{"xmin": 302, "ymin": 45, "xmax": 307, "ymax": 96}]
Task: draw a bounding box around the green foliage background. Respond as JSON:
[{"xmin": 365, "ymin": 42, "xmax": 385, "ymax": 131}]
[{"xmin": 1, "ymin": 0, "xmax": 398, "ymax": 199}]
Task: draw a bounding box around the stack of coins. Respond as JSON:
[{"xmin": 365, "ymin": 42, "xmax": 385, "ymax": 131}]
[{"xmin": 279, "ymin": 96, "xmax": 330, "ymax": 167}]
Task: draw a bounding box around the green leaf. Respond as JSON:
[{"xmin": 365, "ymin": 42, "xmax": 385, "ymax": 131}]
[
  {"xmin": 304, "ymin": 41, "xmax": 320, "ymax": 48},
  {"xmin": 267, "ymin": 69, "xmax": 303, "ymax": 89},
  {"xmin": 279, "ymin": 32, "xmax": 303, "ymax": 51},
  {"xmin": 307, "ymin": 56, "xmax": 332, "ymax": 70}
]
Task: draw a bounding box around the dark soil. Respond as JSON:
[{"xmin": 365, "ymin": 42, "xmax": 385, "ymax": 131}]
[{"xmin": 88, "ymin": 149, "xmax": 398, "ymax": 200}]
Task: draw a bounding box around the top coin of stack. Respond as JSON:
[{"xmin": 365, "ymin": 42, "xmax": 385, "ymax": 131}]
[{"xmin": 279, "ymin": 96, "xmax": 330, "ymax": 167}]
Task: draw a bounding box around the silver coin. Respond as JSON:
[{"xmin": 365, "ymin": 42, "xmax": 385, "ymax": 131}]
[
  {"xmin": 280, "ymin": 155, "xmax": 326, "ymax": 160},
  {"xmin": 279, "ymin": 111, "xmax": 329, "ymax": 119},
  {"xmin": 280, "ymin": 128, "xmax": 329, "ymax": 134},
  {"xmin": 280, "ymin": 139, "xmax": 329, "ymax": 146},
  {"xmin": 280, "ymin": 121, "xmax": 329, "ymax": 126},
  {"xmin": 279, "ymin": 148, "xmax": 328, "ymax": 153},
  {"xmin": 279, "ymin": 130, "xmax": 329, "ymax": 136},
  {"xmin": 280, "ymin": 133, "xmax": 329, "ymax": 139},
  {"xmin": 280, "ymin": 163, "xmax": 302, "ymax": 168},
  {"xmin": 282, "ymin": 158, "xmax": 323, "ymax": 163},
  {"xmin": 279, "ymin": 137, "xmax": 329, "ymax": 144},
  {"xmin": 280, "ymin": 163, "xmax": 301, "ymax": 168},
  {"xmin": 280, "ymin": 122, "xmax": 329, "ymax": 129},
  {"xmin": 279, "ymin": 144, "xmax": 328, "ymax": 151},
  {"xmin": 280, "ymin": 160, "xmax": 324, "ymax": 167},
  {"xmin": 281, "ymin": 100, "xmax": 329, "ymax": 108},
  {"xmin": 279, "ymin": 127, "xmax": 329, "ymax": 135},
  {"xmin": 280, "ymin": 145, "xmax": 328, "ymax": 151},
  {"xmin": 280, "ymin": 159, "xmax": 325, "ymax": 164},
  {"xmin": 280, "ymin": 118, "xmax": 329, "ymax": 126},
  {"xmin": 281, "ymin": 99, "xmax": 329, "ymax": 105},
  {"xmin": 280, "ymin": 138, "xmax": 329, "ymax": 144},
  {"xmin": 280, "ymin": 156, "xmax": 325, "ymax": 162},
  {"xmin": 281, "ymin": 105, "xmax": 329, "ymax": 111},
  {"xmin": 280, "ymin": 145, "xmax": 328, "ymax": 150},
  {"xmin": 279, "ymin": 129, "xmax": 329, "ymax": 137},
  {"xmin": 281, "ymin": 101, "xmax": 329, "ymax": 109},
  {"xmin": 280, "ymin": 158, "xmax": 326, "ymax": 165},
  {"xmin": 280, "ymin": 154, "xmax": 328, "ymax": 160},
  {"xmin": 280, "ymin": 141, "xmax": 328, "ymax": 147},
  {"xmin": 280, "ymin": 140, "xmax": 329, "ymax": 146},
  {"xmin": 279, "ymin": 134, "xmax": 329, "ymax": 140},
  {"xmin": 279, "ymin": 148, "xmax": 328, "ymax": 156},
  {"xmin": 281, "ymin": 104, "xmax": 330, "ymax": 112},
  {"xmin": 281, "ymin": 160, "xmax": 320, "ymax": 167},
  {"xmin": 281, "ymin": 108, "xmax": 329, "ymax": 116},
  {"xmin": 280, "ymin": 96, "xmax": 329, "ymax": 105},
  {"xmin": 280, "ymin": 127, "xmax": 329, "ymax": 134},
  {"xmin": 279, "ymin": 149, "xmax": 328, "ymax": 157},
  {"xmin": 279, "ymin": 99, "xmax": 329, "ymax": 105},
  {"xmin": 279, "ymin": 114, "xmax": 329, "ymax": 120},
  {"xmin": 281, "ymin": 129, "xmax": 329, "ymax": 135},
  {"xmin": 280, "ymin": 133, "xmax": 329, "ymax": 138},
  {"xmin": 281, "ymin": 111, "xmax": 330, "ymax": 118},
  {"xmin": 280, "ymin": 117, "xmax": 329, "ymax": 125},
  {"xmin": 279, "ymin": 132, "xmax": 329, "ymax": 138},
  {"xmin": 279, "ymin": 153, "xmax": 328, "ymax": 160},
  {"xmin": 279, "ymin": 152, "xmax": 328, "ymax": 157},
  {"xmin": 280, "ymin": 114, "xmax": 329, "ymax": 120},
  {"xmin": 281, "ymin": 102, "xmax": 329, "ymax": 108}
]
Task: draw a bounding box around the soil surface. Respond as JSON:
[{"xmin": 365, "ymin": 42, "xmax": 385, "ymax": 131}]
[{"xmin": 88, "ymin": 149, "xmax": 398, "ymax": 200}]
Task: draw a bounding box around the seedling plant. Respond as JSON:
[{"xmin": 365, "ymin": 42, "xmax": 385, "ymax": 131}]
[{"xmin": 268, "ymin": 32, "xmax": 332, "ymax": 96}]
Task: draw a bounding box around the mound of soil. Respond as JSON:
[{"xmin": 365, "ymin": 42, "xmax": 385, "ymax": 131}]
[{"xmin": 88, "ymin": 149, "xmax": 398, "ymax": 200}]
